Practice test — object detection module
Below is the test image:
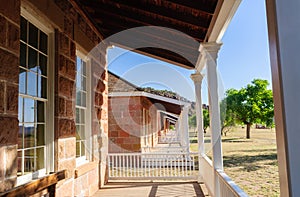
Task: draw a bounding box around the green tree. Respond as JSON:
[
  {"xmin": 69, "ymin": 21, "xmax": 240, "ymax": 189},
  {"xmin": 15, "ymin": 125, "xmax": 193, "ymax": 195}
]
[
  {"xmin": 188, "ymin": 109, "xmax": 210, "ymax": 133},
  {"xmin": 225, "ymin": 79, "xmax": 274, "ymax": 139},
  {"xmin": 188, "ymin": 114, "xmax": 196, "ymax": 130},
  {"xmin": 220, "ymin": 99, "xmax": 236, "ymax": 136},
  {"xmin": 203, "ymin": 109, "xmax": 210, "ymax": 133}
]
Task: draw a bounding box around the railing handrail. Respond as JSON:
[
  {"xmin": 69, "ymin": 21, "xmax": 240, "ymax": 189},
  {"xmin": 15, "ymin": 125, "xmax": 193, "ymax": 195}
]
[
  {"xmin": 216, "ymin": 169, "xmax": 248, "ymax": 197},
  {"xmin": 108, "ymin": 152, "xmax": 198, "ymax": 156}
]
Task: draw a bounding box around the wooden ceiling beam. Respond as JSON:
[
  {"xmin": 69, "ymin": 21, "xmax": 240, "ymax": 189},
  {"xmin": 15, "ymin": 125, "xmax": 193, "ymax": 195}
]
[
  {"xmin": 89, "ymin": 9, "xmax": 206, "ymax": 41},
  {"xmin": 82, "ymin": 3, "xmax": 209, "ymax": 31},
  {"xmin": 165, "ymin": 0, "xmax": 218, "ymax": 14},
  {"xmin": 82, "ymin": 0, "xmax": 212, "ymax": 28}
]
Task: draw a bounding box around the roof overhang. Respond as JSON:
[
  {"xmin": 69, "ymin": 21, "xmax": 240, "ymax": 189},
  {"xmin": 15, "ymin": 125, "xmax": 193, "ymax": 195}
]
[
  {"xmin": 109, "ymin": 91, "xmax": 190, "ymax": 114},
  {"xmin": 73, "ymin": 0, "xmax": 241, "ymax": 69}
]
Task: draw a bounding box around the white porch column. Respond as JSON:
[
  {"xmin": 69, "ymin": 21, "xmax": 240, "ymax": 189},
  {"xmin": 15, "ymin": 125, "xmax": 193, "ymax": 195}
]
[
  {"xmin": 182, "ymin": 105, "xmax": 190, "ymax": 152},
  {"xmin": 200, "ymin": 42, "xmax": 223, "ymax": 196},
  {"xmin": 266, "ymin": 1, "xmax": 300, "ymax": 196},
  {"xmin": 190, "ymin": 73, "xmax": 205, "ymax": 181},
  {"xmin": 190, "ymin": 73, "xmax": 205, "ymax": 154}
]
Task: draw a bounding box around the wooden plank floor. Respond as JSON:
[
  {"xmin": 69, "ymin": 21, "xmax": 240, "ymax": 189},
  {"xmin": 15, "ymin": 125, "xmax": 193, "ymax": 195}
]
[{"xmin": 92, "ymin": 181, "xmax": 210, "ymax": 197}]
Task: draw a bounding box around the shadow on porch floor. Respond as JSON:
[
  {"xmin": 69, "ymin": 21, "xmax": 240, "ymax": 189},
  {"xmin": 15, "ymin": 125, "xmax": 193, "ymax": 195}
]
[{"xmin": 92, "ymin": 181, "xmax": 210, "ymax": 197}]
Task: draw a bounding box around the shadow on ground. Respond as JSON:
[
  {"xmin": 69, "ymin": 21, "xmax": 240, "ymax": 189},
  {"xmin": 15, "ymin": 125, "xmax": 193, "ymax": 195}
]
[{"xmin": 223, "ymin": 153, "xmax": 278, "ymax": 172}]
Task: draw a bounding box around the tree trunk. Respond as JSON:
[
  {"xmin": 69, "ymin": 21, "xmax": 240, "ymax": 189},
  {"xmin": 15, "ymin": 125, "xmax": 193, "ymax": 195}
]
[{"xmin": 246, "ymin": 123, "xmax": 251, "ymax": 139}]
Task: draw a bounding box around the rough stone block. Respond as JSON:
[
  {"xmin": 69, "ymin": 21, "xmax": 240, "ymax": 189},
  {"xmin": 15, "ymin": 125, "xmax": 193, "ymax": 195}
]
[
  {"xmin": 64, "ymin": 137, "xmax": 75, "ymax": 159},
  {"xmin": 0, "ymin": 117, "xmax": 18, "ymax": 145},
  {"xmin": 0, "ymin": 178, "xmax": 15, "ymax": 193},
  {"xmin": 58, "ymin": 118, "xmax": 76, "ymax": 138},
  {"xmin": 57, "ymin": 97, "xmax": 66, "ymax": 117},
  {"xmin": 0, "ymin": 82, "xmax": 4, "ymax": 113},
  {"xmin": 57, "ymin": 139, "xmax": 65, "ymax": 160},
  {"xmin": 0, "ymin": 49, "xmax": 18, "ymax": 83},
  {"xmin": 6, "ymin": 83, "xmax": 18, "ymax": 115},
  {"xmin": 0, "ymin": 0, "xmax": 20, "ymax": 24},
  {"xmin": 58, "ymin": 159, "xmax": 75, "ymax": 179},
  {"xmin": 58, "ymin": 76, "xmax": 75, "ymax": 98},
  {"xmin": 58, "ymin": 33, "xmax": 69, "ymax": 56},
  {"xmin": 96, "ymin": 80, "xmax": 105, "ymax": 93},
  {"xmin": 66, "ymin": 59, "xmax": 76, "ymax": 80},
  {"xmin": 7, "ymin": 22, "xmax": 19, "ymax": 53},
  {"xmin": 65, "ymin": 99, "xmax": 74, "ymax": 118},
  {"xmin": 5, "ymin": 145, "xmax": 17, "ymax": 177},
  {"xmin": 0, "ymin": 15, "xmax": 7, "ymax": 47}
]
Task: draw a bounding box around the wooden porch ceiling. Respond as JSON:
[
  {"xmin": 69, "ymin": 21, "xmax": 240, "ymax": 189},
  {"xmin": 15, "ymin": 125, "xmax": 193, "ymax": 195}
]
[{"xmin": 74, "ymin": 0, "xmax": 221, "ymax": 69}]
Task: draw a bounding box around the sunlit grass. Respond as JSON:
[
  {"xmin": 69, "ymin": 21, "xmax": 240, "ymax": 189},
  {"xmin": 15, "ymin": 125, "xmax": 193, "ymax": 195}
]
[{"xmin": 190, "ymin": 127, "xmax": 280, "ymax": 197}]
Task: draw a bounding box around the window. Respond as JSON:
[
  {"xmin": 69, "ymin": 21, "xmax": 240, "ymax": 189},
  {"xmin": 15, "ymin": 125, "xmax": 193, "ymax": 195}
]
[
  {"xmin": 18, "ymin": 16, "xmax": 48, "ymax": 177},
  {"xmin": 75, "ymin": 53, "xmax": 91, "ymax": 165},
  {"xmin": 18, "ymin": 10, "xmax": 54, "ymax": 185}
]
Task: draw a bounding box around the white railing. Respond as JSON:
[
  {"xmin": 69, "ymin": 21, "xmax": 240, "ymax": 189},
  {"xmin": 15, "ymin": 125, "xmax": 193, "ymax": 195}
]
[
  {"xmin": 159, "ymin": 130, "xmax": 180, "ymax": 144},
  {"xmin": 200, "ymin": 155, "xmax": 214, "ymax": 195},
  {"xmin": 108, "ymin": 152, "xmax": 198, "ymax": 180},
  {"xmin": 200, "ymin": 155, "xmax": 248, "ymax": 197},
  {"xmin": 217, "ymin": 169, "xmax": 248, "ymax": 197}
]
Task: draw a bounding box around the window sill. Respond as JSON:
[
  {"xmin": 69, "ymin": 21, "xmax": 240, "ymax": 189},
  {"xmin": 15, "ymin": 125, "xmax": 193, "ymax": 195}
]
[{"xmin": 74, "ymin": 162, "xmax": 98, "ymax": 178}]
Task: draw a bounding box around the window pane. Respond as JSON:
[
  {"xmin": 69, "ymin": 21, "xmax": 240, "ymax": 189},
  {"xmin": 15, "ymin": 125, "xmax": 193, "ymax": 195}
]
[
  {"xmin": 36, "ymin": 101, "xmax": 45, "ymax": 123},
  {"xmin": 20, "ymin": 43, "xmax": 26, "ymax": 67},
  {"xmin": 76, "ymin": 57, "xmax": 81, "ymax": 73},
  {"xmin": 24, "ymin": 149, "xmax": 35, "ymax": 173},
  {"xmin": 18, "ymin": 124, "xmax": 23, "ymax": 148},
  {"xmin": 17, "ymin": 151, "xmax": 22, "ymax": 175},
  {"xmin": 37, "ymin": 76, "xmax": 47, "ymax": 98},
  {"xmin": 76, "ymin": 91, "xmax": 81, "ymax": 106},
  {"xmin": 80, "ymin": 125, "xmax": 85, "ymax": 140},
  {"xmin": 82, "ymin": 61, "xmax": 86, "ymax": 76},
  {"xmin": 18, "ymin": 96, "xmax": 23, "ymax": 122},
  {"xmin": 24, "ymin": 98, "xmax": 34, "ymax": 123},
  {"xmin": 81, "ymin": 141, "xmax": 86, "ymax": 157},
  {"xmin": 36, "ymin": 147, "xmax": 45, "ymax": 170},
  {"xmin": 76, "ymin": 126, "xmax": 81, "ymax": 140},
  {"xmin": 38, "ymin": 54, "xmax": 47, "ymax": 76},
  {"xmin": 80, "ymin": 108, "xmax": 85, "ymax": 124},
  {"xmin": 19, "ymin": 68, "xmax": 26, "ymax": 94},
  {"xmin": 27, "ymin": 71, "xmax": 37, "ymax": 97},
  {"xmin": 28, "ymin": 23, "xmax": 38, "ymax": 48},
  {"xmin": 76, "ymin": 140, "xmax": 80, "ymax": 157},
  {"xmin": 28, "ymin": 48, "xmax": 37, "ymax": 72},
  {"xmin": 20, "ymin": 17, "xmax": 27, "ymax": 42},
  {"xmin": 76, "ymin": 108, "xmax": 80, "ymax": 123},
  {"xmin": 36, "ymin": 124, "xmax": 45, "ymax": 146},
  {"xmin": 82, "ymin": 92, "xmax": 86, "ymax": 107},
  {"xmin": 76, "ymin": 74, "xmax": 81, "ymax": 89},
  {"xmin": 39, "ymin": 31, "xmax": 48, "ymax": 54},
  {"xmin": 82, "ymin": 76, "xmax": 86, "ymax": 91},
  {"xmin": 24, "ymin": 124, "xmax": 35, "ymax": 148}
]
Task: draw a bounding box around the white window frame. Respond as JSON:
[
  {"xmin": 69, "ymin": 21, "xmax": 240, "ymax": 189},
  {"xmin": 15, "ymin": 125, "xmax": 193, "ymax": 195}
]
[
  {"xmin": 75, "ymin": 50, "xmax": 92, "ymax": 166},
  {"xmin": 17, "ymin": 7, "xmax": 55, "ymax": 186}
]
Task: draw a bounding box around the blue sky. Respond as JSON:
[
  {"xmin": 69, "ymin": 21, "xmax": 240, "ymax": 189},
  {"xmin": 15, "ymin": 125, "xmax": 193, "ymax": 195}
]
[{"xmin": 108, "ymin": 0, "xmax": 271, "ymax": 103}]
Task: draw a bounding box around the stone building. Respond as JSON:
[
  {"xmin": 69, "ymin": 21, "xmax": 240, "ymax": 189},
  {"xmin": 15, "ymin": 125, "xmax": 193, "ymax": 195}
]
[{"xmin": 108, "ymin": 71, "xmax": 190, "ymax": 153}]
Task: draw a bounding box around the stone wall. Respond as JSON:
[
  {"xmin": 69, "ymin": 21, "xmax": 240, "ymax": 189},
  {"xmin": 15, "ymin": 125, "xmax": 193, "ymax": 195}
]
[
  {"xmin": 108, "ymin": 96, "xmax": 161, "ymax": 153},
  {"xmin": 0, "ymin": 0, "xmax": 20, "ymax": 192},
  {"xmin": 0, "ymin": 0, "xmax": 108, "ymax": 195},
  {"xmin": 108, "ymin": 96, "xmax": 142, "ymax": 153}
]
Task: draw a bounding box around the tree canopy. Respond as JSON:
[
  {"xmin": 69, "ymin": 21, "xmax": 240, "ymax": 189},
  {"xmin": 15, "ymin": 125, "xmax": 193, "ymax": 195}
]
[{"xmin": 224, "ymin": 79, "xmax": 274, "ymax": 138}]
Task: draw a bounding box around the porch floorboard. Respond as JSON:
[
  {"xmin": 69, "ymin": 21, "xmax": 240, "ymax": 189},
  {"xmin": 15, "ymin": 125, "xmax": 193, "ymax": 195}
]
[{"xmin": 92, "ymin": 181, "xmax": 210, "ymax": 197}]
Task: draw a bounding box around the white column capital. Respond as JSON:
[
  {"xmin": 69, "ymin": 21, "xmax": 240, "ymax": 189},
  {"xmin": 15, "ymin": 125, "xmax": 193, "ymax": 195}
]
[
  {"xmin": 199, "ymin": 42, "xmax": 223, "ymax": 61},
  {"xmin": 190, "ymin": 72, "xmax": 204, "ymax": 83}
]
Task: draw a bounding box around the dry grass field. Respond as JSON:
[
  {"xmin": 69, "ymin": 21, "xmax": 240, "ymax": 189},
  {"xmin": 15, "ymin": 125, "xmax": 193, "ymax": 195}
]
[{"xmin": 190, "ymin": 127, "xmax": 280, "ymax": 197}]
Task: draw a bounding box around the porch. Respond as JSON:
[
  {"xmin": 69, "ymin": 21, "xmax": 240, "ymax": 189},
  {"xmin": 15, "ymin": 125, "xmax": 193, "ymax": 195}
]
[{"xmin": 92, "ymin": 181, "xmax": 210, "ymax": 197}]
